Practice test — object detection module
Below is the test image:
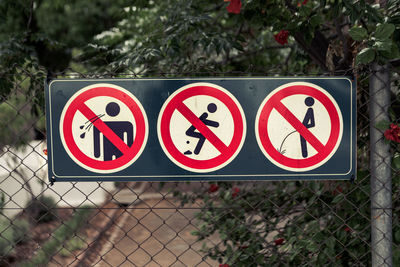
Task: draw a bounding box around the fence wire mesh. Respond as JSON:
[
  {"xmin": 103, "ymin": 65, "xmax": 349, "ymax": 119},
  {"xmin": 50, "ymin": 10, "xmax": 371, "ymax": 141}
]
[{"xmin": 0, "ymin": 66, "xmax": 399, "ymax": 267}]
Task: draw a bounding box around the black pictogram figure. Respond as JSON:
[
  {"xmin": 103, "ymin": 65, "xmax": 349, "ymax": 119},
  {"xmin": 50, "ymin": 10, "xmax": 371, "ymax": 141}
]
[
  {"xmin": 93, "ymin": 102, "xmax": 134, "ymax": 161},
  {"xmin": 300, "ymin": 97, "xmax": 315, "ymax": 158},
  {"xmin": 185, "ymin": 103, "xmax": 219, "ymax": 155},
  {"xmin": 184, "ymin": 141, "xmax": 192, "ymax": 155},
  {"xmin": 79, "ymin": 114, "xmax": 105, "ymax": 139}
]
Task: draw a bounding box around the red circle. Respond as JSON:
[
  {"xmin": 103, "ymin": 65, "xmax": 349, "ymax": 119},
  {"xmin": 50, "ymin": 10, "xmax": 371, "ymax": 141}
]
[
  {"xmin": 257, "ymin": 85, "xmax": 341, "ymax": 169},
  {"xmin": 159, "ymin": 85, "xmax": 245, "ymax": 170},
  {"xmin": 62, "ymin": 87, "xmax": 147, "ymax": 171}
]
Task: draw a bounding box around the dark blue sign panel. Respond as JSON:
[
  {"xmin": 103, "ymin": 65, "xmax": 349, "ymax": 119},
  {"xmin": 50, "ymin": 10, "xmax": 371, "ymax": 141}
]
[{"xmin": 45, "ymin": 78, "xmax": 356, "ymax": 182}]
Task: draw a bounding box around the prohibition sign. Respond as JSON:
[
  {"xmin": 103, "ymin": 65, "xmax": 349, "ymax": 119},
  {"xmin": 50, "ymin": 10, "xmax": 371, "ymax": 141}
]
[
  {"xmin": 255, "ymin": 82, "xmax": 343, "ymax": 172},
  {"xmin": 60, "ymin": 83, "xmax": 148, "ymax": 173},
  {"xmin": 158, "ymin": 83, "xmax": 246, "ymax": 173}
]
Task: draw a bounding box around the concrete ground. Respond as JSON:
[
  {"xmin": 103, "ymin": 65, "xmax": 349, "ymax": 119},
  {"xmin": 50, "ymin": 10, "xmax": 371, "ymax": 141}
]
[{"xmin": 98, "ymin": 198, "xmax": 219, "ymax": 267}]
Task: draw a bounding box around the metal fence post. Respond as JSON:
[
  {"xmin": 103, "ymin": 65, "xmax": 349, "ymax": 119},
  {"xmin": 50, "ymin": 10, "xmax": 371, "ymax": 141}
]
[{"xmin": 370, "ymin": 63, "xmax": 392, "ymax": 266}]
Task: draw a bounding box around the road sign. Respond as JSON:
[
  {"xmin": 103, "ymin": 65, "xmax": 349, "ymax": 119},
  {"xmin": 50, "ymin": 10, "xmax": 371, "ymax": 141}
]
[
  {"xmin": 46, "ymin": 78, "xmax": 355, "ymax": 182},
  {"xmin": 255, "ymin": 82, "xmax": 343, "ymax": 172},
  {"xmin": 59, "ymin": 83, "xmax": 148, "ymax": 173},
  {"xmin": 157, "ymin": 83, "xmax": 246, "ymax": 173}
]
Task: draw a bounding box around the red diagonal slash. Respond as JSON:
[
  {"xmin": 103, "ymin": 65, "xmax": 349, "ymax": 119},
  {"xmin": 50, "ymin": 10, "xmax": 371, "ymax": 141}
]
[
  {"xmin": 78, "ymin": 104, "xmax": 131, "ymax": 155},
  {"xmin": 176, "ymin": 102, "xmax": 229, "ymax": 154},
  {"xmin": 273, "ymin": 101, "xmax": 325, "ymax": 153}
]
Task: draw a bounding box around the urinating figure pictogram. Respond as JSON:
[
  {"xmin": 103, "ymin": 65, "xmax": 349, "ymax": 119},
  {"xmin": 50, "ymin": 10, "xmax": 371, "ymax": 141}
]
[
  {"xmin": 93, "ymin": 102, "xmax": 134, "ymax": 161},
  {"xmin": 184, "ymin": 103, "xmax": 219, "ymax": 155},
  {"xmin": 300, "ymin": 97, "xmax": 315, "ymax": 158}
]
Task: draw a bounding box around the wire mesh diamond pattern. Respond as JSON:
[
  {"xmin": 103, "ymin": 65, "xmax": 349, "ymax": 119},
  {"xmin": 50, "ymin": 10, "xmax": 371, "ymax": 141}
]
[{"xmin": 0, "ymin": 68, "xmax": 398, "ymax": 266}]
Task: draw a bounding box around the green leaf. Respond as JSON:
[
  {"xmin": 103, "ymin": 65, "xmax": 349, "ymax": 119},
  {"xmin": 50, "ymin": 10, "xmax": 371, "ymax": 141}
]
[
  {"xmin": 314, "ymin": 232, "xmax": 324, "ymax": 242},
  {"xmin": 326, "ymin": 237, "xmax": 336, "ymax": 250},
  {"xmin": 349, "ymin": 27, "xmax": 368, "ymax": 41},
  {"xmin": 374, "ymin": 41, "xmax": 392, "ymax": 52},
  {"xmin": 355, "ymin": 48, "xmax": 375, "ymax": 65},
  {"xmin": 309, "ymin": 15, "xmax": 322, "ymax": 28},
  {"xmin": 375, "ymin": 120, "xmax": 391, "ymax": 130},
  {"xmin": 307, "ymin": 241, "xmax": 318, "ymax": 252},
  {"xmin": 375, "ymin": 23, "xmax": 395, "ymax": 40},
  {"xmin": 381, "ymin": 43, "xmax": 400, "ymax": 59},
  {"xmin": 395, "ymin": 229, "xmax": 400, "ymax": 242},
  {"xmin": 287, "ymin": 226, "xmax": 293, "ymax": 237},
  {"xmin": 191, "ymin": 230, "xmax": 200, "ymax": 236},
  {"xmin": 220, "ymin": 232, "xmax": 227, "ymax": 240},
  {"xmin": 332, "ymin": 194, "xmax": 344, "ymax": 204},
  {"xmin": 256, "ymin": 254, "xmax": 264, "ymax": 264},
  {"xmin": 289, "ymin": 250, "xmax": 300, "ymax": 261},
  {"xmin": 391, "ymin": 43, "xmax": 400, "ymax": 58},
  {"xmin": 394, "ymin": 248, "xmax": 400, "ymax": 263},
  {"xmin": 393, "ymin": 154, "xmax": 400, "ymax": 170}
]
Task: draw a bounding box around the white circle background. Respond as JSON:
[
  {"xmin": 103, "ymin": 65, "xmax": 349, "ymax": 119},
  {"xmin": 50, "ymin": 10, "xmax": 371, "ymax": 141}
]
[
  {"xmin": 157, "ymin": 82, "xmax": 246, "ymax": 173},
  {"xmin": 59, "ymin": 83, "xmax": 148, "ymax": 174},
  {"xmin": 255, "ymin": 82, "xmax": 343, "ymax": 172}
]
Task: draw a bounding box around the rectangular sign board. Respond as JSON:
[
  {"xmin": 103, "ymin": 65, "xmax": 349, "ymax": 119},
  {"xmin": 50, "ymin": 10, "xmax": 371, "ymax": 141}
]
[{"xmin": 45, "ymin": 78, "xmax": 356, "ymax": 182}]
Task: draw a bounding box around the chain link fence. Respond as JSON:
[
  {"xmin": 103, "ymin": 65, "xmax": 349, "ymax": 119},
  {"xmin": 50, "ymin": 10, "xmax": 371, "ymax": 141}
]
[{"xmin": 0, "ymin": 65, "xmax": 399, "ymax": 266}]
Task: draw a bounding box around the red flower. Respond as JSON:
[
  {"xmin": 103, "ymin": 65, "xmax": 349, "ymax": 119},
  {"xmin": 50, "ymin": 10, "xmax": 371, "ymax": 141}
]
[
  {"xmin": 226, "ymin": 0, "xmax": 242, "ymax": 14},
  {"xmin": 297, "ymin": 0, "xmax": 308, "ymax": 6},
  {"xmin": 384, "ymin": 123, "xmax": 400, "ymax": 143},
  {"xmin": 344, "ymin": 226, "xmax": 352, "ymax": 232},
  {"xmin": 209, "ymin": 184, "xmax": 219, "ymax": 193},
  {"xmin": 232, "ymin": 187, "xmax": 240, "ymax": 198},
  {"xmin": 219, "ymin": 264, "xmax": 230, "ymax": 267},
  {"xmin": 274, "ymin": 30, "xmax": 289, "ymax": 45},
  {"xmin": 274, "ymin": 238, "xmax": 284, "ymax": 245},
  {"xmin": 43, "ymin": 149, "xmax": 48, "ymax": 156}
]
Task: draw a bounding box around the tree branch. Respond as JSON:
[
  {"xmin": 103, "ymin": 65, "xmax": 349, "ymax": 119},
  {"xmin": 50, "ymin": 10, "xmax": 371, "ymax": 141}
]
[
  {"xmin": 26, "ymin": 0, "xmax": 34, "ymax": 30},
  {"xmin": 293, "ymin": 31, "xmax": 329, "ymax": 71},
  {"xmin": 283, "ymin": 0, "xmax": 329, "ymax": 71},
  {"xmin": 335, "ymin": 17, "xmax": 350, "ymax": 70}
]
